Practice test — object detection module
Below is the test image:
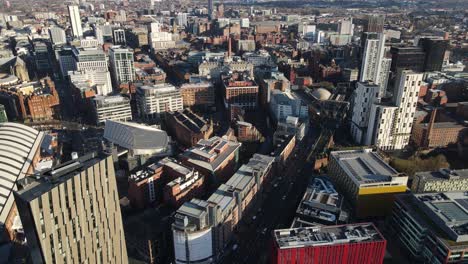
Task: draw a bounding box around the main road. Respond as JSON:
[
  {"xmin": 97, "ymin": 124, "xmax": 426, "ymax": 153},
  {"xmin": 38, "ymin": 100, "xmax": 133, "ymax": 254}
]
[{"xmin": 219, "ymin": 126, "xmax": 321, "ymax": 264}]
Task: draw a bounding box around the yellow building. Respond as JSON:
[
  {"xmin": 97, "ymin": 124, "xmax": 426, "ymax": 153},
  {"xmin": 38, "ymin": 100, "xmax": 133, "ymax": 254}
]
[{"xmin": 328, "ymin": 149, "xmax": 408, "ymax": 218}]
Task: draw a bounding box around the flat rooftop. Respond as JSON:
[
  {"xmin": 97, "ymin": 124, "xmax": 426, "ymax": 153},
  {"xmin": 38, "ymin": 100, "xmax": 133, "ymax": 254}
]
[
  {"xmin": 415, "ymin": 169, "xmax": 468, "ymax": 182},
  {"xmin": 295, "ymin": 177, "xmax": 347, "ymax": 225},
  {"xmin": 330, "ymin": 149, "xmax": 406, "ymax": 187},
  {"xmin": 15, "ymin": 152, "xmax": 105, "ymax": 202},
  {"xmin": 274, "ymin": 223, "xmax": 384, "ymax": 249},
  {"xmin": 397, "ymin": 192, "xmax": 468, "ymax": 247}
]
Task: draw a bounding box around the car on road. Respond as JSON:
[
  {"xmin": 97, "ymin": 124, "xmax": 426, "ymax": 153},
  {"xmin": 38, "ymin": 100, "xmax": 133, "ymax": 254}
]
[
  {"xmin": 252, "ymin": 216, "xmax": 256, "ymax": 221},
  {"xmin": 282, "ymin": 195, "xmax": 287, "ymax": 200},
  {"xmin": 232, "ymin": 244, "xmax": 238, "ymax": 251},
  {"xmin": 261, "ymin": 228, "xmax": 268, "ymax": 235},
  {"xmin": 273, "ymin": 183, "xmax": 278, "ymax": 188}
]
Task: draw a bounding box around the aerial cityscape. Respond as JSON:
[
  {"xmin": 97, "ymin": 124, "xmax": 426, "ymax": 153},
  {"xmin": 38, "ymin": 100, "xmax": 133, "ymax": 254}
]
[{"xmin": 0, "ymin": 0, "xmax": 467, "ymax": 263}]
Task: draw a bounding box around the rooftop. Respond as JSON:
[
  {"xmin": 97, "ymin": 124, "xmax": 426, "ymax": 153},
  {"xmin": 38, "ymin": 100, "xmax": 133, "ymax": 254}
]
[
  {"xmin": 414, "ymin": 169, "xmax": 468, "ymax": 182},
  {"xmin": 0, "ymin": 123, "xmax": 44, "ymax": 222},
  {"xmin": 274, "ymin": 223, "xmax": 384, "ymax": 249},
  {"xmin": 15, "ymin": 152, "xmax": 105, "ymax": 202},
  {"xmin": 103, "ymin": 120, "xmax": 168, "ymax": 153},
  {"xmin": 398, "ymin": 192, "xmax": 468, "ymax": 246},
  {"xmin": 181, "ymin": 137, "xmax": 241, "ymax": 172},
  {"xmin": 330, "ymin": 149, "xmax": 407, "ymax": 187},
  {"xmin": 169, "ymin": 109, "xmax": 210, "ymax": 134},
  {"xmin": 295, "ymin": 177, "xmax": 347, "ymax": 225}
]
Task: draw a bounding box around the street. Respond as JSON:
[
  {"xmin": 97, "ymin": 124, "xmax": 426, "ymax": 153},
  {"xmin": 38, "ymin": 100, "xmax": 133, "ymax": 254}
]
[{"xmin": 219, "ymin": 126, "xmax": 320, "ymax": 264}]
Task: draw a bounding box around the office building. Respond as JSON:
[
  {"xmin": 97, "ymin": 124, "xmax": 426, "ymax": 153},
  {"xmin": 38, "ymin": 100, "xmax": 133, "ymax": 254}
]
[
  {"xmin": 364, "ymin": 15, "xmax": 385, "ymax": 33},
  {"xmin": 411, "ymin": 169, "xmax": 468, "ymax": 193},
  {"xmin": 292, "ymin": 177, "xmax": 348, "ymax": 227},
  {"xmin": 73, "ymin": 47, "xmax": 108, "ymax": 72},
  {"xmin": 0, "ymin": 104, "xmax": 7, "ymax": 122},
  {"xmin": 113, "ymin": 29, "xmax": 126, "ymax": 45},
  {"xmin": 365, "ymin": 70, "xmax": 423, "ymax": 150},
  {"xmin": 269, "ymin": 90, "xmax": 308, "ymax": 122},
  {"xmin": 136, "ymin": 83, "xmax": 183, "ymax": 120},
  {"xmin": 350, "ymin": 82, "xmax": 381, "ymax": 144},
  {"xmin": 92, "ymin": 95, "xmax": 132, "ymax": 125},
  {"xmin": 48, "ymin": 27, "xmax": 66, "ymax": 45},
  {"xmin": 388, "ymin": 192, "xmax": 468, "ymax": 263},
  {"xmin": 80, "ymin": 37, "xmax": 99, "ymax": 48},
  {"xmin": 166, "ymin": 109, "xmax": 214, "ymax": 148},
  {"xmin": 208, "ymin": 0, "xmax": 214, "ymax": 20},
  {"xmin": 360, "ymin": 33, "xmax": 390, "ymax": 96},
  {"xmin": 68, "ymin": 5, "xmax": 83, "ymax": 38},
  {"xmin": 338, "ymin": 18, "xmax": 353, "ymax": 35},
  {"xmin": 109, "ymin": 46, "xmax": 135, "ymax": 86},
  {"xmin": 176, "ymin": 13, "xmax": 188, "ymax": 27},
  {"xmin": 179, "ymin": 137, "xmax": 241, "ymax": 182},
  {"xmin": 34, "ymin": 42, "xmax": 52, "ymax": 73},
  {"xmin": 179, "ymin": 82, "xmax": 215, "ymax": 107},
  {"xmin": 272, "ymin": 223, "xmax": 386, "ymax": 264},
  {"xmin": 14, "ymin": 153, "xmax": 128, "ymax": 264},
  {"xmin": 328, "ymin": 149, "xmax": 408, "ymax": 218},
  {"xmin": 222, "ymin": 71, "xmax": 258, "ymax": 110},
  {"xmin": 419, "ymin": 38, "xmax": 449, "ymax": 72},
  {"xmin": 390, "ymin": 46, "xmax": 425, "ymax": 73},
  {"xmin": 172, "ymin": 154, "xmax": 274, "ymax": 264},
  {"xmin": 69, "ymin": 69, "xmax": 113, "ymax": 96},
  {"xmin": 0, "ymin": 123, "xmax": 44, "ymax": 240},
  {"xmin": 58, "ymin": 47, "xmax": 77, "ymax": 77}
]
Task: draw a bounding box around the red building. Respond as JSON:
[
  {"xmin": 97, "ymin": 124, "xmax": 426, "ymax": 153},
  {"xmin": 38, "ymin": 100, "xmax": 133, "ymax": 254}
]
[{"xmin": 271, "ymin": 223, "xmax": 386, "ymax": 264}]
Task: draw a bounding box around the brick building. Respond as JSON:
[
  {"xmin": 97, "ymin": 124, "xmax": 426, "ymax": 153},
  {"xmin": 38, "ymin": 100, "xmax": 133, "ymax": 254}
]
[
  {"xmin": 179, "ymin": 82, "xmax": 215, "ymax": 107},
  {"xmin": 161, "ymin": 158, "xmax": 205, "ymax": 208},
  {"xmin": 222, "ymin": 71, "xmax": 258, "ymax": 110},
  {"xmin": 166, "ymin": 109, "xmax": 214, "ymax": 147},
  {"xmin": 179, "ymin": 137, "xmax": 241, "ymax": 183}
]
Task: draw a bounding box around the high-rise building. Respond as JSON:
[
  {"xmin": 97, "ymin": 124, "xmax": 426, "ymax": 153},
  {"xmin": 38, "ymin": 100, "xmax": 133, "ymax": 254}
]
[
  {"xmin": 388, "ymin": 192, "xmax": 468, "ymax": 263},
  {"xmin": 419, "ymin": 38, "xmax": 449, "ymax": 72},
  {"xmin": 92, "ymin": 95, "xmax": 132, "ymax": 125},
  {"xmin": 48, "ymin": 27, "xmax": 66, "ymax": 45},
  {"xmin": 136, "ymin": 83, "xmax": 183, "ymax": 120},
  {"xmin": 364, "ymin": 70, "xmax": 423, "ymax": 150},
  {"xmin": 360, "ymin": 33, "xmax": 390, "ymax": 96},
  {"xmin": 73, "ymin": 47, "xmax": 108, "ymax": 72},
  {"xmin": 350, "ymin": 81, "xmax": 381, "ymax": 144},
  {"xmin": 68, "ymin": 5, "xmax": 83, "ymax": 38},
  {"xmin": 14, "ymin": 153, "xmax": 128, "ymax": 264},
  {"xmin": 271, "ymin": 223, "xmax": 386, "ymax": 264},
  {"xmin": 364, "ymin": 15, "xmax": 385, "ymax": 33},
  {"xmin": 109, "ymin": 46, "xmax": 135, "ymax": 86},
  {"xmin": 113, "ymin": 28, "xmax": 126, "ymax": 45},
  {"xmin": 176, "ymin": 13, "xmax": 188, "ymax": 27},
  {"xmin": 0, "ymin": 104, "xmax": 7, "ymax": 122},
  {"xmin": 328, "ymin": 149, "xmax": 408, "ymax": 218},
  {"xmin": 208, "ymin": 0, "xmax": 214, "ymax": 20},
  {"xmin": 390, "ymin": 46, "xmax": 426, "ymax": 73},
  {"xmin": 58, "ymin": 47, "xmax": 77, "ymax": 77},
  {"xmin": 338, "ymin": 18, "xmax": 353, "ymax": 35},
  {"xmin": 34, "ymin": 42, "xmax": 52, "ymax": 73},
  {"xmin": 69, "ymin": 69, "xmax": 113, "ymax": 96}
]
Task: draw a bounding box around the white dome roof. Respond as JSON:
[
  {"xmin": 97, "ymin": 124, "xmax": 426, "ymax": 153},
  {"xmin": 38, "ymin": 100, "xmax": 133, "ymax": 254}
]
[{"xmin": 311, "ymin": 88, "xmax": 331, "ymax": 101}]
